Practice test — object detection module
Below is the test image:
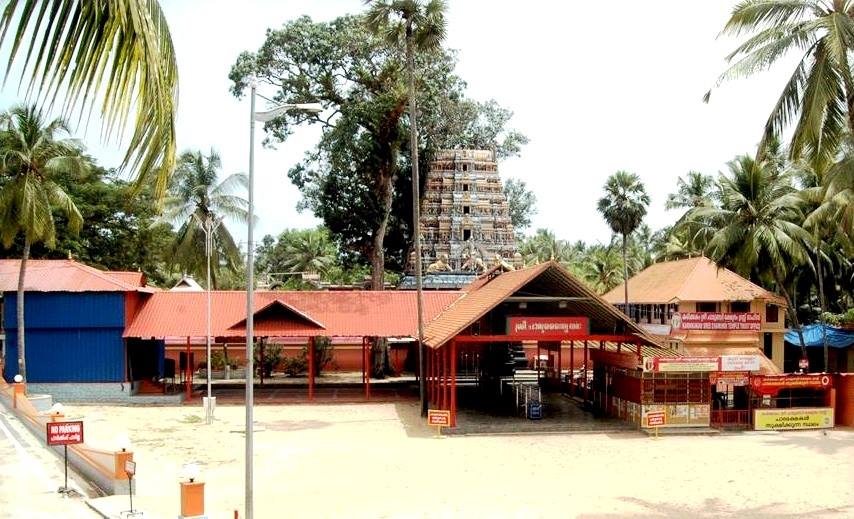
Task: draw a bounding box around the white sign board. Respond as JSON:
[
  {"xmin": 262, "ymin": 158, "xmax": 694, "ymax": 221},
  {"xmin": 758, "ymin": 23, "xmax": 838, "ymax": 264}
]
[{"xmin": 720, "ymin": 355, "xmax": 761, "ymax": 372}]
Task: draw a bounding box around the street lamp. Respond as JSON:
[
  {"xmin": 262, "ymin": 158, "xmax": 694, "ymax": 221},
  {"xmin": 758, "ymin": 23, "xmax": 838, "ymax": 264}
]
[
  {"xmin": 198, "ymin": 214, "xmax": 222, "ymax": 425},
  {"xmin": 245, "ymin": 79, "xmax": 321, "ymax": 519}
]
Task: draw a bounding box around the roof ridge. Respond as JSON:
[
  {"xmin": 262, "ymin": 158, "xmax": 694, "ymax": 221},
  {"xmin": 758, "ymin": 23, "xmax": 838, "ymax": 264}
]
[
  {"xmin": 676, "ymin": 256, "xmax": 708, "ymax": 301},
  {"xmin": 67, "ymin": 260, "xmax": 138, "ymax": 291}
]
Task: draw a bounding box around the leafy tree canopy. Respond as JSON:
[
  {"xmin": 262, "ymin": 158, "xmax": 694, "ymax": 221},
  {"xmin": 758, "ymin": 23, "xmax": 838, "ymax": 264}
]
[{"xmin": 229, "ymin": 14, "xmax": 526, "ymax": 275}]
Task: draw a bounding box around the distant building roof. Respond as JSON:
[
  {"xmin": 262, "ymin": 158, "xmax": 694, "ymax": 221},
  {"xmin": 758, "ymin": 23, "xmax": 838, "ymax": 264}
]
[
  {"xmin": 398, "ymin": 272, "xmax": 478, "ymax": 290},
  {"xmin": 124, "ymin": 290, "xmax": 463, "ymax": 338},
  {"xmin": 602, "ymin": 257, "xmax": 786, "ymax": 306},
  {"xmin": 171, "ymin": 276, "xmax": 204, "ymax": 291},
  {"xmin": 0, "ymin": 259, "xmax": 151, "ymax": 293}
]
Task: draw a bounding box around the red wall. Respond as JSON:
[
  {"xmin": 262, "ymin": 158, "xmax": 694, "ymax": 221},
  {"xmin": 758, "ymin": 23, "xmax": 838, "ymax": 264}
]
[{"xmin": 834, "ymin": 373, "xmax": 854, "ymax": 427}]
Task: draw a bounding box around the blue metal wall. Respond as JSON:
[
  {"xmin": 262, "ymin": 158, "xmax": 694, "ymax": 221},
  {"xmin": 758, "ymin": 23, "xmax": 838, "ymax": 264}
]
[{"xmin": 3, "ymin": 292, "xmax": 126, "ymax": 382}]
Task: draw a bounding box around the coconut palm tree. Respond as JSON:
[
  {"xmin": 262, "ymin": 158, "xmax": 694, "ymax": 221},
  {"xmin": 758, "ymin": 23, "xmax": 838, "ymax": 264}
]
[
  {"xmin": 365, "ymin": 0, "xmax": 446, "ymax": 399},
  {"xmin": 666, "ymin": 171, "xmax": 716, "ymax": 210},
  {"xmin": 688, "ymin": 155, "xmax": 812, "ymax": 357},
  {"xmin": 597, "ymin": 171, "xmax": 650, "ymax": 310},
  {"xmin": 705, "ymin": 1, "xmax": 854, "ymax": 161},
  {"xmin": 0, "ymin": 104, "xmax": 86, "ymax": 381},
  {"xmin": 278, "ymin": 228, "xmax": 337, "ymax": 276},
  {"xmin": 519, "ymin": 228, "xmax": 577, "ymax": 266},
  {"xmin": 165, "ymin": 149, "xmax": 248, "ymax": 288},
  {"xmin": 581, "ymin": 245, "xmax": 624, "ymax": 294},
  {"xmin": 0, "ymin": 1, "xmax": 178, "ymax": 197}
]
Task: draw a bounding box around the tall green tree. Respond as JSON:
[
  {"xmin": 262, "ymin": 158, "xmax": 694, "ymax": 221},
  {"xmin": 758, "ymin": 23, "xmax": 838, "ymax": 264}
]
[
  {"xmin": 0, "ymin": 166, "xmax": 175, "ymax": 286},
  {"xmin": 256, "ymin": 228, "xmax": 338, "ymax": 288},
  {"xmin": 705, "ymin": 0, "xmax": 854, "ymax": 161},
  {"xmin": 687, "ymin": 155, "xmax": 813, "ymax": 357},
  {"xmin": 0, "ymin": 0, "xmax": 179, "ymax": 197},
  {"xmin": 666, "ymin": 171, "xmax": 716, "ymax": 210},
  {"xmin": 581, "ymin": 245, "xmax": 624, "ymax": 294},
  {"xmin": 230, "ymin": 15, "xmax": 526, "ymax": 286},
  {"xmin": 165, "ymin": 149, "xmax": 248, "ymax": 288},
  {"xmin": 504, "ymin": 177, "xmax": 537, "ymax": 231},
  {"xmin": 597, "ymin": 171, "xmax": 650, "ymax": 311},
  {"xmin": 364, "ymin": 0, "xmax": 447, "ymax": 291},
  {"xmin": 0, "ymin": 104, "xmax": 86, "ymax": 381}
]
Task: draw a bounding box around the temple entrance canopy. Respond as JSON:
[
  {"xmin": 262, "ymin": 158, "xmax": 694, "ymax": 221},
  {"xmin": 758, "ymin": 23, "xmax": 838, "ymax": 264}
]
[{"xmin": 421, "ymin": 261, "xmax": 669, "ymax": 430}]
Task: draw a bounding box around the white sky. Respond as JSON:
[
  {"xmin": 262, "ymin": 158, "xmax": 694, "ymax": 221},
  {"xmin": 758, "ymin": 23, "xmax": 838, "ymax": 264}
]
[{"xmin": 0, "ymin": 1, "xmax": 799, "ymax": 248}]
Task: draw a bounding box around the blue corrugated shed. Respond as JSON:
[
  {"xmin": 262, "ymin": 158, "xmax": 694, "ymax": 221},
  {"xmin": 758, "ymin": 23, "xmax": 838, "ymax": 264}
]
[{"xmin": 3, "ymin": 292, "xmax": 126, "ymax": 382}]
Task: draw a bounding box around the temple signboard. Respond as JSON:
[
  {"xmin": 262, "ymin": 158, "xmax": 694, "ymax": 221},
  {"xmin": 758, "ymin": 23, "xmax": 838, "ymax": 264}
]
[
  {"xmin": 507, "ymin": 317, "xmax": 590, "ymax": 338},
  {"xmin": 672, "ymin": 312, "xmax": 761, "ymax": 331}
]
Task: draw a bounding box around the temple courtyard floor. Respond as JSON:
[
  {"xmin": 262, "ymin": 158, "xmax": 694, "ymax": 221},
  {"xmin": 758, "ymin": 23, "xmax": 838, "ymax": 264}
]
[{"xmin": 46, "ymin": 403, "xmax": 854, "ymax": 518}]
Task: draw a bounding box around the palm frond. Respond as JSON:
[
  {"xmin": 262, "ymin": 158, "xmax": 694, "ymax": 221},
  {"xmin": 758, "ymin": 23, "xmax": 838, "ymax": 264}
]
[{"xmin": 0, "ymin": 0, "xmax": 179, "ymax": 199}]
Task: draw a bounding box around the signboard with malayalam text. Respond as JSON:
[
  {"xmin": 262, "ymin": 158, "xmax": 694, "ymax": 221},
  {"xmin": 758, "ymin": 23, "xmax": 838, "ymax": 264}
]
[
  {"xmin": 720, "ymin": 355, "xmax": 761, "ymax": 372},
  {"xmin": 672, "ymin": 312, "xmax": 761, "ymax": 331},
  {"xmin": 427, "ymin": 410, "xmax": 451, "ymax": 427},
  {"xmin": 754, "ymin": 408, "xmax": 834, "ymax": 431},
  {"xmin": 125, "ymin": 460, "xmax": 136, "ymax": 476},
  {"xmin": 46, "ymin": 421, "xmax": 84, "ymax": 446},
  {"xmin": 507, "ymin": 317, "xmax": 590, "ymax": 338},
  {"xmin": 751, "ymin": 374, "xmax": 832, "ymax": 396},
  {"xmin": 646, "ymin": 411, "xmax": 666, "ymax": 427},
  {"xmin": 648, "ymin": 356, "xmax": 720, "ymax": 372}
]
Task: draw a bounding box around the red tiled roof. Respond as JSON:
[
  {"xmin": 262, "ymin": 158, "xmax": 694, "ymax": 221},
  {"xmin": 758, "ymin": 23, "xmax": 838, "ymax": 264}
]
[
  {"xmin": 0, "ymin": 259, "xmax": 149, "ymax": 292},
  {"xmin": 602, "ymin": 257, "xmax": 786, "ymax": 305},
  {"xmin": 423, "ymin": 261, "xmax": 661, "ymax": 349},
  {"xmin": 124, "ymin": 290, "xmax": 463, "ymax": 338}
]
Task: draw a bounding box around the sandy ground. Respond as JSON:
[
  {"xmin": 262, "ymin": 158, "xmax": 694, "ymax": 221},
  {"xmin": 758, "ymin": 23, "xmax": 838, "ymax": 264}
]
[{"xmin": 63, "ymin": 402, "xmax": 854, "ymax": 519}]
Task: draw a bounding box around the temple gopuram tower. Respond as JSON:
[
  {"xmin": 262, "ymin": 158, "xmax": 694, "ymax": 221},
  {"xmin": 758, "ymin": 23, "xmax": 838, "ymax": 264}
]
[{"xmin": 418, "ymin": 149, "xmax": 516, "ymax": 271}]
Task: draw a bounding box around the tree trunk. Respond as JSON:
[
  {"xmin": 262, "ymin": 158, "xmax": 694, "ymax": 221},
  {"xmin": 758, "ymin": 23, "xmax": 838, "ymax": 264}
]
[
  {"xmin": 17, "ymin": 239, "xmax": 29, "ymax": 381},
  {"xmin": 405, "ymin": 24, "xmax": 428, "ymax": 417},
  {"xmin": 370, "ymin": 172, "xmax": 394, "ymax": 291},
  {"xmin": 815, "ymin": 239, "xmax": 829, "ymax": 371},
  {"xmin": 772, "ymin": 269, "xmax": 807, "ymax": 363},
  {"xmin": 621, "ymin": 234, "xmax": 629, "ymax": 314}
]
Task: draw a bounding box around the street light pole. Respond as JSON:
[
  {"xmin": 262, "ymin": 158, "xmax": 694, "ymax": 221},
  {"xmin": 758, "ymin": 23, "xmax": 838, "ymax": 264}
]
[
  {"xmin": 245, "ymin": 80, "xmax": 257, "ymax": 519},
  {"xmin": 244, "ymin": 81, "xmax": 321, "ymax": 519},
  {"xmin": 202, "ymin": 215, "xmax": 221, "ymax": 425}
]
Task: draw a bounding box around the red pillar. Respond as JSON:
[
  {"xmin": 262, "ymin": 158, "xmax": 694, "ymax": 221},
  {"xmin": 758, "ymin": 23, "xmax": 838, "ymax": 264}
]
[
  {"xmin": 537, "ymin": 342, "xmax": 541, "ymax": 383},
  {"xmin": 570, "ymin": 340, "xmax": 575, "ymax": 394},
  {"xmin": 451, "ymin": 340, "xmax": 457, "ymax": 427},
  {"xmin": 308, "ymin": 337, "xmax": 315, "ymax": 401},
  {"xmin": 557, "ymin": 341, "xmax": 562, "ymax": 383},
  {"xmin": 185, "ymin": 337, "xmax": 191, "ymax": 401},
  {"xmin": 443, "ymin": 345, "xmax": 450, "ymax": 410},
  {"xmin": 583, "ymin": 340, "xmax": 589, "ymax": 403},
  {"xmin": 361, "ymin": 337, "xmax": 366, "ymax": 386},
  {"xmin": 428, "ymin": 348, "xmax": 433, "ymax": 406},
  {"xmin": 364, "ymin": 337, "xmax": 371, "ymax": 400}
]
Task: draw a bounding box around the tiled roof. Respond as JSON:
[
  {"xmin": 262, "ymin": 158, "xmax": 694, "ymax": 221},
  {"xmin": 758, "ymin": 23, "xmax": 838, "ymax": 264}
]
[
  {"xmin": 602, "ymin": 257, "xmax": 786, "ymax": 305},
  {"xmin": 423, "ymin": 261, "xmax": 660, "ymax": 349},
  {"xmin": 0, "ymin": 259, "xmax": 149, "ymax": 292},
  {"xmin": 124, "ymin": 290, "xmax": 463, "ymax": 338}
]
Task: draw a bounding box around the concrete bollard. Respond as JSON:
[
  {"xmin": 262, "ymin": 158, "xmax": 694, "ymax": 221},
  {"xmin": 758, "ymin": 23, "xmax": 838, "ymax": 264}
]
[{"xmin": 13, "ymin": 382, "xmax": 26, "ymax": 408}]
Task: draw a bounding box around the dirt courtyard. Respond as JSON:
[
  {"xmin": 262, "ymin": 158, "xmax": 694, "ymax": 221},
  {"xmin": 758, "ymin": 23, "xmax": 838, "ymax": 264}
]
[{"xmin": 68, "ymin": 402, "xmax": 854, "ymax": 518}]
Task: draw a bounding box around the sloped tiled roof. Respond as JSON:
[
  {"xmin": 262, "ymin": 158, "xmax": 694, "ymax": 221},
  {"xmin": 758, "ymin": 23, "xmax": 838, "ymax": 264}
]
[
  {"xmin": 124, "ymin": 290, "xmax": 462, "ymax": 338},
  {"xmin": 602, "ymin": 257, "xmax": 786, "ymax": 305},
  {"xmin": 0, "ymin": 259, "xmax": 149, "ymax": 292},
  {"xmin": 423, "ymin": 261, "xmax": 660, "ymax": 349}
]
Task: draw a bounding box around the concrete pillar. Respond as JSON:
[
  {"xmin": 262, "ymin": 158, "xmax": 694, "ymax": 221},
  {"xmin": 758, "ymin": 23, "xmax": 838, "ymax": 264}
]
[{"xmin": 180, "ymin": 481, "xmax": 206, "ymax": 518}]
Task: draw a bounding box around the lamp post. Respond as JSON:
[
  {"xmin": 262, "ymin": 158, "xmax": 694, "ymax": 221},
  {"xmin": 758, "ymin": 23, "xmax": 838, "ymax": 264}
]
[
  {"xmin": 199, "ymin": 214, "xmax": 222, "ymax": 425},
  {"xmin": 245, "ymin": 80, "xmax": 321, "ymax": 519}
]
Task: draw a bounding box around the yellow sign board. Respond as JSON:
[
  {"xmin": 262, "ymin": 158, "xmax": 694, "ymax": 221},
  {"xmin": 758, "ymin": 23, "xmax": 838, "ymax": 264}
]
[{"xmin": 753, "ymin": 408, "xmax": 834, "ymax": 431}]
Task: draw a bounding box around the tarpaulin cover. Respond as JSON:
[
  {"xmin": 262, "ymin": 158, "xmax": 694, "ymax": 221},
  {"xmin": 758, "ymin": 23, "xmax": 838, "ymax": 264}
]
[{"xmin": 785, "ymin": 324, "xmax": 854, "ymax": 348}]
